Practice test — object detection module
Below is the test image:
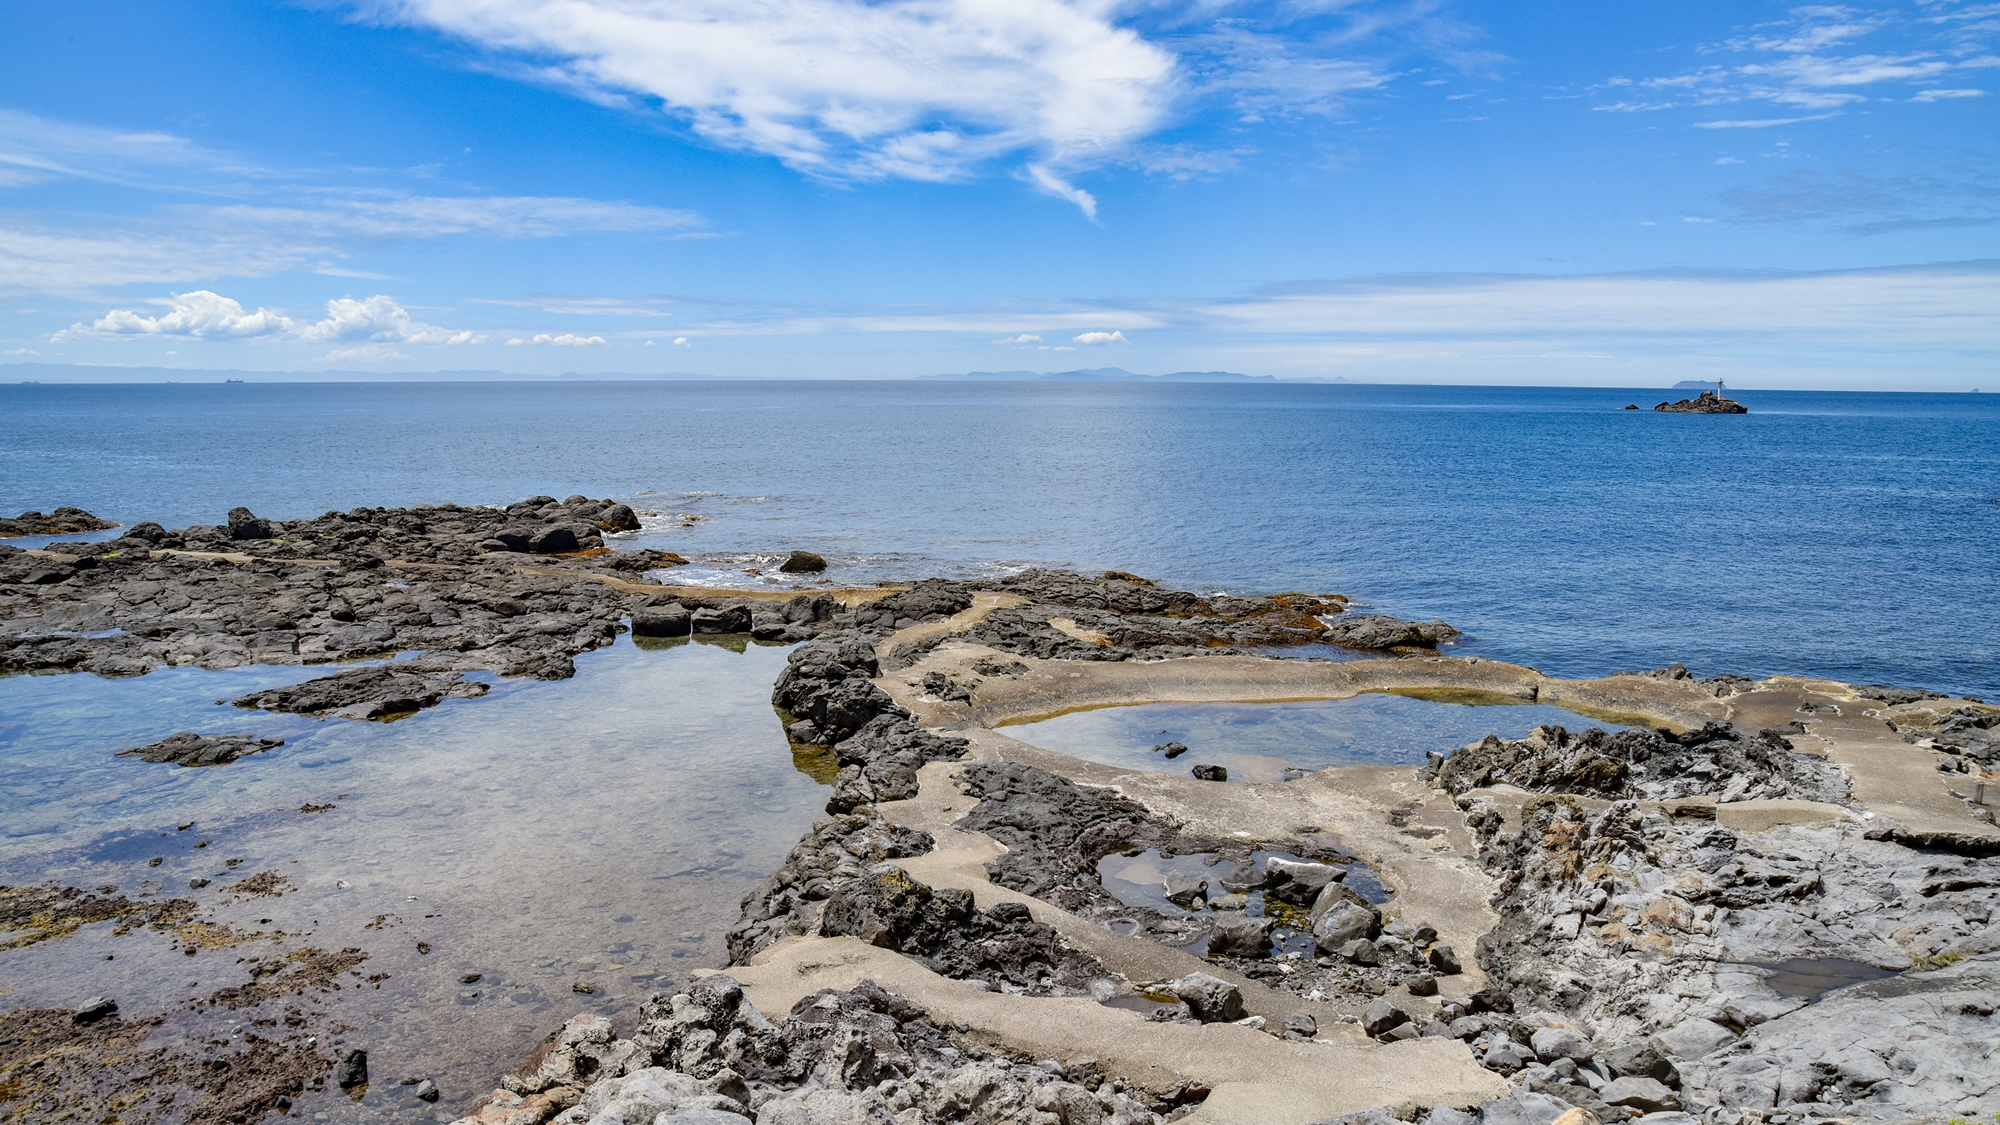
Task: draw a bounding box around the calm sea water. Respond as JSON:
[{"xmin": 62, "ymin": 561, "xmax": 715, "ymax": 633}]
[{"xmin": 3, "ymin": 379, "xmax": 1995, "ymax": 695}]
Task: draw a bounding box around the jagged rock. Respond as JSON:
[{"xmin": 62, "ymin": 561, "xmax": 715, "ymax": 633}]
[
  {"xmin": 1654, "ymin": 391, "xmax": 1747, "ymax": 414},
  {"xmin": 114, "ymin": 732, "xmax": 283, "ymax": 767},
  {"xmin": 1432, "ymin": 722, "xmax": 1847, "ymax": 804},
  {"xmin": 1190, "ymin": 763, "xmax": 1227, "ymax": 782},
  {"xmin": 0, "ymin": 507, "xmax": 120, "ymax": 538}
]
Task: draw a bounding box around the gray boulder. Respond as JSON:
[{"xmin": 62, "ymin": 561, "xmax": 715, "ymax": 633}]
[
  {"xmin": 1264, "ymin": 857, "xmax": 1342, "ymax": 905},
  {"xmin": 1427, "ymin": 943, "xmax": 1463, "ymax": 974},
  {"xmin": 1600, "ymin": 1075, "xmax": 1681, "ymax": 1112},
  {"xmin": 1312, "ymin": 898, "xmax": 1379, "ymax": 953},
  {"xmin": 1208, "ymin": 913, "xmax": 1273, "ymax": 958},
  {"xmin": 632, "ymin": 604, "xmax": 692, "ymax": 637},
  {"xmin": 1474, "ymin": 1092, "xmax": 1574, "ymax": 1125},
  {"xmin": 1171, "ymin": 973, "xmax": 1244, "ymax": 1023},
  {"xmin": 692, "ymin": 605, "xmax": 752, "ymax": 634},
  {"xmin": 1529, "ymin": 1026, "xmax": 1592, "ymax": 1062},
  {"xmin": 1361, "ymin": 998, "xmax": 1410, "ymax": 1038}
]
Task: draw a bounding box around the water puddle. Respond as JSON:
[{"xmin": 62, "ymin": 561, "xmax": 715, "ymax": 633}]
[
  {"xmin": 0, "ymin": 632, "xmax": 824, "ymax": 1122},
  {"xmin": 1005, "ymin": 691, "xmax": 1643, "ymax": 779},
  {"xmin": 1754, "ymin": 958, "xmax": 1899, "ymax": 1001}
]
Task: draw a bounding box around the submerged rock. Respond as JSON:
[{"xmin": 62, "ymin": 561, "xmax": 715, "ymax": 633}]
[
  {"xmin": 114, "ymin": 732, "xmax": 284, "ymax": 767},
  {"xmin": 232, "ymin": 666, "xmax": 489, "ymax": 720}
]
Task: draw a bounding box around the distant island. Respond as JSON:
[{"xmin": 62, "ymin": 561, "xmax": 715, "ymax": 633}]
[{"xmin": 924, "ymin": 367, "xmax": 1328, "ymax": 383}]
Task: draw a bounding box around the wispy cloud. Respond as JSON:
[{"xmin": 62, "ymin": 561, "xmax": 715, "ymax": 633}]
[
  {"xmin": 0, "ymin": 110, "xmax": 707, "ymax": 294},
  {"xmin": 1592, "ymin": 2, "xmax": 2000, "ymax": 118}
]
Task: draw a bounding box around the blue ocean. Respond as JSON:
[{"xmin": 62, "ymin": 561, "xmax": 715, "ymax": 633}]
[{"xmin": 7, "ymin": 379, "xmax": 1993, "ymax": 696}]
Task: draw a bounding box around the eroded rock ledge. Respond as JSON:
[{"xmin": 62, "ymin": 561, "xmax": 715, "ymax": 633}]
[{"xmin": 465, "ymin": 610, "xmax": 1998, "ymax": 1125}]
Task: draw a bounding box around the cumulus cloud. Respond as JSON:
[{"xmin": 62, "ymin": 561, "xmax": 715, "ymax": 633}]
[
  {"xmin": 673, "ymin": 336, "xmax": 691, "ymax": 347},
  {"xmin": 53, "ymin": 290, "xmax": 482, "ymax": 346},
  {"xmin": 524, "ymin": 333, "xmax": 607, "ymax": 346},
  {"xmin": 1073, "ymin": 330, "xmax": 1128, "ymax": 345},
  {"xmin": 992, "ymin": 334, "xmax": 1044, "ymax": 346}
]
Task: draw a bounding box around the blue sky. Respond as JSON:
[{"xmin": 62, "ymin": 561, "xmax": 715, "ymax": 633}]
[{"xmin": 1, "ymin": 0, "xmax": 1994, "ymax": 386}]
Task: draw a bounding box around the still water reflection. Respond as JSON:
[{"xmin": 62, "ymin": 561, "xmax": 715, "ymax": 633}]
[
  {"xmin": 0, "ymin": 634, "xmax": 823, "ymax": 1121},
  {"xmin": 1005, "ymin": 690, "xmax": 1641, "ymax": 781}
]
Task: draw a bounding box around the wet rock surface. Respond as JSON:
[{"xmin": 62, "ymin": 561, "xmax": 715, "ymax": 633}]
[
  {"xmin": 229, "ymin": 664, "xmax": 493, "ymax": 720},
  {"xmin": 0, "ymin": 878, "xmax": 367, "ymax": 1123},
  {"xmin": 114, "ymin": 731, "xmax": 286, "ymax": 767},
  {"xmin": 452, "ymin": 976, "xmax": 1178, "ymax": 1125},
  {"xmin": 0, "ymin": 506, "xmax": 120, "ymax": 538}
]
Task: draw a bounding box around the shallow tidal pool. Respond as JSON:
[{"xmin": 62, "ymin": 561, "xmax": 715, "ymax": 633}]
[
  {"xmin": 0, "ymin": 633, "xmax": 825, "ymax": 1122},
  {"xmin": 1003, "ymin": 691, "xmax": 1642, "ymax": 781}
]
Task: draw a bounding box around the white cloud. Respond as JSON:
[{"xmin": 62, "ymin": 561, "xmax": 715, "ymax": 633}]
[
  {"xmin": 529, "ymin": 332, "xmax": 607, "ymax": 346},
  {"xmin": 673, "ymin": 336, "xmax": 691, "ymax": 347},
  {"xmin": 1694, "ymin": 114, "xmax": 1839, "ymax": 128},
  {"xmin": 1072, "ymin": 330, "xmax": 1128, "ymax": 345},
  {"xmin": 1594, "ymin": 5, "xmax": 2000, "ymax": 118},
  {"xmin": 53, "ymin": 290, "xmax": 482, "ymax": 346},
  {"xmin": 359, "ymin": 0, "xmax": 1178, "ymax": 189},
  {"xmin": 4, "ymin": 347, "xmax": 39, "ymax": 355},
  {"xmin": 1912, "ymin": 86, "xmax": 1986, "ymax": 100},
  {"xmin": 992, "ymin": 334, "xmax": 1044, "ymax": 346},
  {"xmin": 297, "ymin": 295, "xmax": 482, "ymax": 345},
  {"xmin": 1025, "ymin": 165, "xmax": 1100, "ymax": 221},
  {"xmin": 1200, "ymin": 264, "xmax": 2000, "ymax": 352},
  {"xmin": 53, "ymin": 291, "xmax": 294, "ymax": 341}
]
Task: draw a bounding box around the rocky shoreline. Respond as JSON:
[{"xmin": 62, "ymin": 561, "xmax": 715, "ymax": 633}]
[{"xmin": 4, "ymin": 497, "xmax": 1998, "ymax": 1125}]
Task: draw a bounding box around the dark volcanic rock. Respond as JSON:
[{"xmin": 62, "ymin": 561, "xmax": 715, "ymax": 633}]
[
  {"xmin": 227, "ymin": 507, "xmax": 274, "ymax": 541},
  {"xmin": 115, "ymin": 732, "xmax": 284, "ymax": 767},
  {"xmin": 0, "ymin": 507, "xmax": 119, "ymax": 538},
  {"xmin": 1430, "ymin": 721, "xmax": 1849, "ymax": 804},
  {"xmin": 778, "ymin": 550, "xmax": 827, "ymax": 573},
  {"xmin": 726, "ymin": 810, "xmax": 937, "ymax": 963},
  {"xmin": 600, "ymin": 548, "xmax": 689, "ymax": 574},
  {"xmin": 1319, "ymin": 614, "xmax": 1460, "ymax": 650},
  {"xmin": 823, "ymin": 714, "xmax": 968, "ymax": 813},
  {"xmin": 232, "ymin": 666, "xmax": 489, "ymax": 720},
  {"xmin": 630, "ymin": 603, "xmax": 692, "ymax": 637},
  {"xmin": 691, "ymin": 604, "xmax": 752, "ymax": 634},
  {"xmin": 954, "ymin": 762, "xmax": 1157, "ymax": 899},
  {"xmin": 0, "ymin": 496, "xmax": 667, "ymax": 682},
  {"xmin": 772, "ymin": 632, "xmax": 905, "ymax": 746},
  {"xmin": 1654, "ymin": 391, "xmax": 1747, "ymax": 414}
]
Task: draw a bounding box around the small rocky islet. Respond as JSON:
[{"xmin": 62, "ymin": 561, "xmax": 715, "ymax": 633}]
[{"xmin": 2, "ymin": 497, "xmax": 1997, "ymax": 1125}]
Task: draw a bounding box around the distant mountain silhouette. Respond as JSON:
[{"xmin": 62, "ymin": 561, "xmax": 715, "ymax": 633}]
[{"xmin": 924, "ymin": 367, "xmax": 1319, "ymax": 383}]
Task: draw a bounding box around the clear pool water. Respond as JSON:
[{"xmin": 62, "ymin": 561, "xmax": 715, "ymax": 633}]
[{"xmin": 1004, "ymin": 691, "xmax": 1642, "ymax": 781}]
